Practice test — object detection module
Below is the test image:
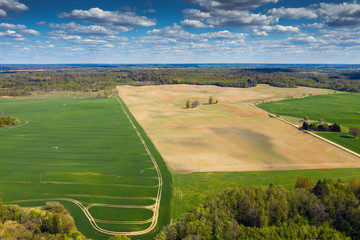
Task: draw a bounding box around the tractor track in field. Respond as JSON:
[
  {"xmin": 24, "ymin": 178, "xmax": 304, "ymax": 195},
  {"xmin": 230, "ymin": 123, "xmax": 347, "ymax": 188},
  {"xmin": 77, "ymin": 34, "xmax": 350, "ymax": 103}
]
[{"xmin": 6, "ymin": 96, "xmax": 163, "ymax": 237}]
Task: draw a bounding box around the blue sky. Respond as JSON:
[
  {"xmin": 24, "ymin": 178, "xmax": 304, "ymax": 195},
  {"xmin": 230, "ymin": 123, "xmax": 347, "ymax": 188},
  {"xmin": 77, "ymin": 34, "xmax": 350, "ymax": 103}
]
[{"xmin": 0, "ymin": 0, "xmax": 360, "ymax": 64}]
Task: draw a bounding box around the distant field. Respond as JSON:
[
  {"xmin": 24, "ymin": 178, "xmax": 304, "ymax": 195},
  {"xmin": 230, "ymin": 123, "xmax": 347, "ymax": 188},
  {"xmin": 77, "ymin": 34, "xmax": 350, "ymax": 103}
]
[
  {"xmin": 258, "ymin": 93, "xmax": 360, "ymax": 154},
  {"xmin": 0, "ymin": 97, "xmax": 171, "ymax": 239},
  {"xmin": 171, "ymin": 168, "xmax": 360, "ymax": 221},
  {"xmin": 118, "ymin": 84, "xmax": 360, "ymax": 173},
  {"xmin": 257, "ymin": 93, "xmax": 360, "ymax": 129}
]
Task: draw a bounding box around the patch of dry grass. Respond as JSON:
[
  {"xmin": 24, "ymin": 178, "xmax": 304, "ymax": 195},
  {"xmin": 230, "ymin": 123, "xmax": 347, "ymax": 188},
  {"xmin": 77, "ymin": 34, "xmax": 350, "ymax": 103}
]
[{"xmin": 118, "ymin": 84, "xmax": 360, "ymax": 173}]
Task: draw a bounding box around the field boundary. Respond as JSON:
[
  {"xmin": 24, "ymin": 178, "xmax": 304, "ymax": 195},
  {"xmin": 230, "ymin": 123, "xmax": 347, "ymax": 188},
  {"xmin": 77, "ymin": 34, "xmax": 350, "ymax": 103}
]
[
  {"xmin": 253, "ymin": 104, "xmax": 360, "ymax": 159},
  {"xmin": 114, "ymin": 96, "xmax": 163, "ymax": 235}
]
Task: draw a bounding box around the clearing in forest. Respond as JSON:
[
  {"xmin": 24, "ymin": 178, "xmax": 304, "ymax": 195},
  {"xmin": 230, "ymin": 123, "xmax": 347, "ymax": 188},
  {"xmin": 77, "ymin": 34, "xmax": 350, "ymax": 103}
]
[
  {"xmin": 118, "ymin": 84, "xmax": 360, "ymax": 173},
  {"xmin": 0, "ymin": 97, "xmax": 171, "ymax": 240}
]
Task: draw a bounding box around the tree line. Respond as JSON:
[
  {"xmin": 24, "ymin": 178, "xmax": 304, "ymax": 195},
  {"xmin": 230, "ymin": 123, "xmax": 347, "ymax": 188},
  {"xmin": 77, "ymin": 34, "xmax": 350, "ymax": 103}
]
[
  {"xmin": 2, "ymin": 66, "xmax": 360, "ymax": 96},
  {"xmin": 156, "ymin": 178, "xmax": 360, "ymax": 239}
]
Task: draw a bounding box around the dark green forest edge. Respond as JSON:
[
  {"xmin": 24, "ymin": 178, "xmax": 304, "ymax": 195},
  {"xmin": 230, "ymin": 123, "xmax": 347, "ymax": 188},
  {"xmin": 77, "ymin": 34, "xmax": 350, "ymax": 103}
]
[
  {"xmin": 0, "ymin": 201, "xmax": 86, "ymax": 239},
  {"xmin": 2, "ymin": 65, "xmax": 360, "ymax": 96},
  {"xmin": 157, "ymin": 178, "xmax": 360, "ymax": 240}
]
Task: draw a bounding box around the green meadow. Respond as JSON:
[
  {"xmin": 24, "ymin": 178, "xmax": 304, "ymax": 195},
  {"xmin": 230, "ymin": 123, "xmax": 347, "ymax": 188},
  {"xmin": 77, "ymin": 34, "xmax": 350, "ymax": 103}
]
[
  {"xmin": 257, "ymin": 93, "xmax": 360, "ymax": 153},
  {"xmin": 0, "ymin": 97, "xmax": 171, "ymax": 240}
]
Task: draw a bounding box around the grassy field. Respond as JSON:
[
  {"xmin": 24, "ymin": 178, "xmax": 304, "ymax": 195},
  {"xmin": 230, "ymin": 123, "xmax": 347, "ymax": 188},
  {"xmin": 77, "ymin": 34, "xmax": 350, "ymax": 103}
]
[
  {"xmin": 171, "ymin": 168, "xmax": 360, "ymax": 221},
  {"xmin": 118, "ymin": 84, "xmax": 360, "ymax": 173},
  {"xmin": 0, "ymin": 97, "xmax": 171, "ymax": 239},
  {"xmin": 257, "ymin": 93, "xmax": 360, "ymax": 153},
  {"xmin": 257, "ymin": 93, "xmax": 360, "ymax": 129}
]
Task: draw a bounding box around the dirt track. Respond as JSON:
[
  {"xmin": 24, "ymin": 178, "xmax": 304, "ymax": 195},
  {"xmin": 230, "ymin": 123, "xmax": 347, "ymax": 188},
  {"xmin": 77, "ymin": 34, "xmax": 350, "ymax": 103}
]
[{"xmin": 118, "ymin": 84, "xmax": 360, "ymax": 173}]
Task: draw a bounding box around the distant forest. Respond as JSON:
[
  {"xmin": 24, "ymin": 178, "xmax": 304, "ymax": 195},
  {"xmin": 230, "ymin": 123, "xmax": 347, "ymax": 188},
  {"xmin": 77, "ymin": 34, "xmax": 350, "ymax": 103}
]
[
  {"xmin": 1, "ymin": 66, "xmax": 360, "ymax": 96},
  {"xmin": 156, "ymin": 178, "xmax": 360, "ymax": 240}
]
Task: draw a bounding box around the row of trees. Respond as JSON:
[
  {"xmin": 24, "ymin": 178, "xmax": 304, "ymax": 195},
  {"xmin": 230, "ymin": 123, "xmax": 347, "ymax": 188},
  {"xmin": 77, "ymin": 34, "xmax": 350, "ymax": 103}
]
[
  {"xmin": 156, "ymin": 178, "xmax": 360, "ymax": 239},
  {"xmin": 185, "ymin": 96, "xmax": 219, "ymax": 109},
  {"xmin": 302, "ymin": 122, "xmax": 341, "ymax": 132}
]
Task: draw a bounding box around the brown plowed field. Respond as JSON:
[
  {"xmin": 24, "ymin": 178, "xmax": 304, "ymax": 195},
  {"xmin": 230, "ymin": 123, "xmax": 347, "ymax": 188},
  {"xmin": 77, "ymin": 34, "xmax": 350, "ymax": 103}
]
[{"xmin": 117, "ymin": 84, "xmax": 360, "ymax": 173}]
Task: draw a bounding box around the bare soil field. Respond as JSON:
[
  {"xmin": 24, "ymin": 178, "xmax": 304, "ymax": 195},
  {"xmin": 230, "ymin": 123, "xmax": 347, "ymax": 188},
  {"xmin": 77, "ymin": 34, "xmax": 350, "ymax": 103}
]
[{"xmin": 117, "ymin": 84, "xmax": 360, "ymax": 173}]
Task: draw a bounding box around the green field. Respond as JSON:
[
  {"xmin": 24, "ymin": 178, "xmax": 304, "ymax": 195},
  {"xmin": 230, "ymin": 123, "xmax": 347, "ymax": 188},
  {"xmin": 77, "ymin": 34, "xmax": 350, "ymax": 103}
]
[
  {"xmin": 257, "ymin": 93, "xmax": 360, "ymax": 128},
  {"xmin": 0, "ymin": 97, "xmax": 171, "ymax": 239},
  {"xmin": 257, "ymin": 93, "xmax": 360, "ymax": 153},
  {"xmin": 171, "ymin": 168, "xmax": 360, "ymax": 221}
]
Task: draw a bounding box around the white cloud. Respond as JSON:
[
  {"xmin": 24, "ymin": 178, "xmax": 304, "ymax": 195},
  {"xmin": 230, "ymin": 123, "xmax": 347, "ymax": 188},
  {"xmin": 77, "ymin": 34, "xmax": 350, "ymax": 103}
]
[
  {"xmin": 183, "ymin": 9, "xmax": 211, "ymax": 20},
  {"xmin": 49, "ymin": 22, "xmax": 129, "ymax": 35},
  {"xmin": 303, "ymin": 23, "xmax": 324, "ymax": 28},
  {"xmin": 206, "ymin": 9, "xmax": 277, "ymax": 27},
  {"xmin": 261, "ymin": 25, "xmax": 300, "ymax": 33},
  {"xmin": 0, "ymin": 30, "xmax": 21, "ymax": 37},
  {"xmin": 59, "ymin": 7, "xmax": 156, "ymax": 27},
  {"xmin": 0, "ymin": 9, "xmax": 6, "ymax": 17},
  {"xmin": 21, "ymin": 29, "xmax": 41, "ymax": 36},
  {"xmin": 317, "ymin": 3, "xmax": 360, "ymax": 26},
  {"xmin": 181, "ymin": 19, "xmax": 209, "ymax": 28},
  {"xmin": 200, "ymin": 30, "xmax": 245, "ymax": 39},
  {"xmin": 253, "ymin": 30, "xmax": 268, "ymax": 37},
  {"xmin": 186, "ymin": 0, "xmax": 278, "ymax": 11},
  {"xmin": 47, "ymin": 31, "xmax": 114, "ymax": 48},
  {"xmin": 0, "ymin": 0, "xmax": 28, "ymax": 17},
  {"xmin": 286, "ymin": 34, "xmax": 325, "ymax": 45},
  {"xmin": 182, "ymin": 0, "xmax": 278, "ymax": 27},
  {"xmin": 0, "ymin": 23, "xmax": 26, "ymax": 29},
  {"xmin": 147, "ymin": 24, "xmax": 204, "ymax": 42},
  {"xmin": 0, "ymin": 0, "xmax": 28, "ymax": 12},
  {"xmin": 267, "ymin": 7, "xmax": 317, "ymax": 19}
]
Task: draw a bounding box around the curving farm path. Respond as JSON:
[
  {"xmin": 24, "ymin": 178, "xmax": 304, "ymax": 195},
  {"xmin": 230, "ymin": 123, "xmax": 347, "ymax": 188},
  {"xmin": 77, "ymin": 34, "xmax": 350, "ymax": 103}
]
[{"xmin": 7, "ymin": 96, "xmax": 164, "ymax": 236}]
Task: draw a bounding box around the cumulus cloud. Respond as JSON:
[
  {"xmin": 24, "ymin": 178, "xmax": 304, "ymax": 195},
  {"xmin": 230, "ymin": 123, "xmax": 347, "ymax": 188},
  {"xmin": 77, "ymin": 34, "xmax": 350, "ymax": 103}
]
[
  {"xmin": 267, "ymin": 3, "xmax": 360, "ymax": 27},
  {"xmin": 182, "ymin": 0, "xmax": 278, "ymax": 27},
  {"xmin": 147, "ymin": 24, "xmax": 205, "ymax": 42},
  {"xmin": 267, "ymin": 7, "xmax": 317, "ymax": 19},
  {"xmin": 183, "ymin": 9, "xmax": 211, "ymax": 20},
  {"xmin": 144, "ymin": 24, "xmax": 246, "ymax": 46},
  {"xmin": 261, "ymin": 25, "xmax": 300, "ymax": 33},
  {"xmin": 20, "ymin": 29, "xmax": 41, "ymax": 36},
  {"xmin": 181, "ymin": 19, "xmax": 209, "ymax": 28},
  {"xmin": 48, "ymin": 22, "xmax": 129, "ymax": 35},
  {"xmin": 0, "ymin": 29, "xmax": 21, "ymax": 37},
  {"xmin": 200, "ymin": 30, "xmax": 245, "ymax": 39},
  {"xmin": 0, "ymin": 9, "xmax": 6, "ymax": 17},
  {"xmin": 286, "ymin": 33, "xmax": 325, "ymax": 45},
  {"xmin": 186, "ymin": 0, "xmax": 278, "ymax": 11},
  {"xmin": 317, "ymin": 3, "xmax": 360, "ymax": 26},
  {"xmin": 206, "ymin": 9, "xmax": 276, "ymax": 27},
  {"xmin": 48, "ymin": 31, "xmax": 114, "ymax": 48},
  {"xmin": 0, "ymin": 23, "xmax": 26, "ymax": 29},
  {"xmin": 0, "ymin": 0, "xmax": 28, "ymax": 17},
  {"xmin": 303, "ymin": 23, "xmax": 324, "ymax": 28},
  {"xmin": 59, "ymin": 7, "xmax": 156, "ymax": 27}
]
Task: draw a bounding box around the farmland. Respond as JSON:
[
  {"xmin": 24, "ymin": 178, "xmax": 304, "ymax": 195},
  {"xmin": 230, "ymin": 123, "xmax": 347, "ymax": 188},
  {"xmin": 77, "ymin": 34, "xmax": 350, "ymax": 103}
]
[
  {"xmin": 118, "ymin": 84, "xmax": 360, "ymax": 173},
  {"xmin": 258, "ymin": 93, "xmax": 360, "ymax": 153},
  {"xmin": 0, "ymin": 97, "xmax": 171, "ymax": 239}
]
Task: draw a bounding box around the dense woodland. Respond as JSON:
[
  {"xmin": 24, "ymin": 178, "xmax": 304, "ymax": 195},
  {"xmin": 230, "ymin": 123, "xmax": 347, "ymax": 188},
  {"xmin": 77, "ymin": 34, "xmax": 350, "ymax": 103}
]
[
  {"xmin": 1, "ymin": 66, "xmax": 360, "ymax": 96},
  {"xmin": 0, "ymin": 201, "xmax": 86, "ymax": 240},
  {"xmin": 156, "ymin": 178, "xmax": 360, "ymax": 240}
]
